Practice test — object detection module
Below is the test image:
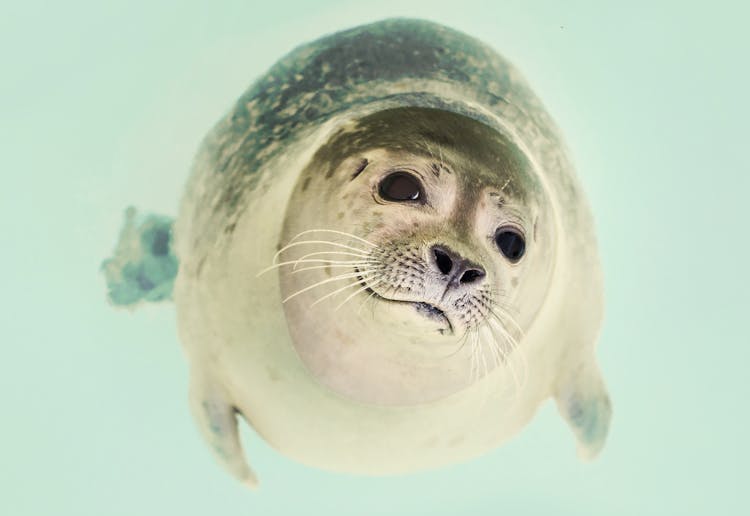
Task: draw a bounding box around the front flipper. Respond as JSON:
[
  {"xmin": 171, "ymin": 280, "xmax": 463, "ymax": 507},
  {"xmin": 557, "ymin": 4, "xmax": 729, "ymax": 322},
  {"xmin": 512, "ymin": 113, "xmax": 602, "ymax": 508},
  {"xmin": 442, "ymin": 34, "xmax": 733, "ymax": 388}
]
[
  {"xmin": 189, "ymin": 372, "xmax": 258, "ymax": 487},
  {"xmin": 100, "ymin": 206, "xmax": 178, "ymax": 307},
  {"xmin": 554, "ymin": 360, "xmax": 612, "ymax": 460}
]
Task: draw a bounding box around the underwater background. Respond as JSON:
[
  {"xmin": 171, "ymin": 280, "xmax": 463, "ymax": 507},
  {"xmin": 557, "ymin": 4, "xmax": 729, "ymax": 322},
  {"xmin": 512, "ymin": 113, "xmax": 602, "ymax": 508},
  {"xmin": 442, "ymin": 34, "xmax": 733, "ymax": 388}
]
[{"xmin": 2, "ymin": 0, "xmax": 747, "ymax": 514}]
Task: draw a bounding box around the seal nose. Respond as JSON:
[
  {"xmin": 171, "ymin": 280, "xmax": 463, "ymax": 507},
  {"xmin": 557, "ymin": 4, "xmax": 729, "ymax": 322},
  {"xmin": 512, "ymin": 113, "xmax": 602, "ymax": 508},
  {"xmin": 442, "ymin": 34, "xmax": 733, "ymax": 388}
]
[{"xmin": 431, "ymin": 245, "xmax": 486, "ymax": 286}]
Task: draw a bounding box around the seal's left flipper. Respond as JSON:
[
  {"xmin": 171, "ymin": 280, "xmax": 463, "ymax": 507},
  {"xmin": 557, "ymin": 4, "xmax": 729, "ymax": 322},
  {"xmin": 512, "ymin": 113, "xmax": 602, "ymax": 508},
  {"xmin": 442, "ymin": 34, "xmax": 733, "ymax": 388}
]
[
  {"xmin": 554, "ymin": 361, "xmax": 612, "ymax": 460},
  {"xmin": 189, "ymin": 372, "xmax": 258, "ymax": 488}
]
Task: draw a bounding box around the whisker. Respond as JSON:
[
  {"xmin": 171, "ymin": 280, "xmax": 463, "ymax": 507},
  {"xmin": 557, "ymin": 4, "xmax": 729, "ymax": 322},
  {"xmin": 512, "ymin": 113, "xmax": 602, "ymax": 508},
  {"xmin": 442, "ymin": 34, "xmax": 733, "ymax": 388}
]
[
  {"xmin": 356, "ymin": 289, "xmax": 379, "ymax": 316},
  {"xmin": 292, "ymin": 263, "xmax": 372, "ymax": 274},
  {"xmin": 293, "ymin": 251, "xmax": 373, "ymax": 268},
  {"xmin": 483, "ymin": 303, "xmax": 525, "ymax": 359},
  {"xmin": 334, "ymin": 278, "xmax": 383, "ymax": 311},
  {"xmin": 440, "ymin": 326, "xmax": 472, "ymax": 359},
  {"xmin": 282, "ymin": 271, "xmax": 375, "ymax": 303},
  {"xmin": 256, "ymin": 258, "xmax": 372, "ymax": 277},
  {"xmin": 482, "ymin": 324, "xmax": 503, "ymax": 370},
  {"xmin": 487, "ymin": 309, "xmax": 526, "ymax": 376},
  {"xmin": 310, "ymin": 276, "xmax": 375, "ymax": 308},
  {"xmin": 273, "ymin": 240, "xmax": 370, "ymax": 263},
  {"xmin": 476, "ymin": 325, "xmax": 496, "ymax": 410},
  {"xmin": 485, "ymin": 319, "xmax": 523, "ymax": 396},
  {"xmin": 490, "ymin": 305, "xmax": 525, "ymax": 338},
  {"xmin": 485, "ymin": 315, "xmax": 527, "ymax": 395},
  {"xmin": 478, "ymin": 330, "xmax": 489, "ymax": 383},
  {"xmin": 287, "ymin": 228, "xmax": 378, "ymax": 248},
  {"xmin": 469, "ymin": 329, "xmax": 480, "ymax": 385}
]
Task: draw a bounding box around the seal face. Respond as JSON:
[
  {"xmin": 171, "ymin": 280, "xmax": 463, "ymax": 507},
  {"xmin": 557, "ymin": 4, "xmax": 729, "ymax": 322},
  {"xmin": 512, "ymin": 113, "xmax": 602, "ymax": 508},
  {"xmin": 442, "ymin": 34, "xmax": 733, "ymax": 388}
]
[
  {"xmin": 279, "ymin": 107, "xmax": 556, "ymax": 406},
  {"xmin": 158, "ymin": 18, "xmax": 611, "ymax": 486}
]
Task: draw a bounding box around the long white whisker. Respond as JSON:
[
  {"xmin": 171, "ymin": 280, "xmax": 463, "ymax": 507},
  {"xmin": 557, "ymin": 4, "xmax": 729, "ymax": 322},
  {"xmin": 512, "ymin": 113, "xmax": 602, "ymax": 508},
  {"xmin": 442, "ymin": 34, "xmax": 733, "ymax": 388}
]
[
  {"xmin": 310, "ymin": 277, "xmax": 374, "ymax": 308},
  {"xmin": 488, "ymin": 310, "xmax": 527, "ymax": 382},
  {"xmin": 335, "ymin": 279, "xmax": 382, "ymax": 311},
  {"xmin": 256, "ymin": 258, "xmax": 372, "ymax": 276},
  {"xmin": 486, "ymin": 315, "xmax": 527, "ymax": 395},
  {"xmin": 356, "ymin": 289, "xmax": 379, "ymax": 316},
  {"xmin": 292, "ymin": 263, "xmax": 372, "ymax": 274},
  {"xmin": 485, "ymin": 319, "xmax": 522, "ymax": 396},
  {"xmin": 282, "ymin": 271, "xmax": 375, "ymax": 303},
  {"xmin": 287, "ymin": 229, "xmax": 378, "ymax": 248},
  {"xmin": 482, "ymin": 324, "xmax": 503, "ymax": 370},
  {"xmin": 293, "ymin": 251, "xmax": 373, "ymax": 268},
  {"xmin": 476, "ymin": 326, "xmax": 495, "ymax": 411},
  {"xmin": 273, "ymin": 240, "xmax": 370, "ymax": 263},
  {"xmin": 490, "ymin": 305, "xmax": 525, "ymax": 338},
  {"xmin": 439, "ymin": 327, "xmax": 471, "ymax": 359},
  {"xmin": 478, "ymin": 331, "xmax": 489, "ymax": 382},
  {"xmin": 470, "ymin": 329, "xmax": 480, "ymax": 385}
]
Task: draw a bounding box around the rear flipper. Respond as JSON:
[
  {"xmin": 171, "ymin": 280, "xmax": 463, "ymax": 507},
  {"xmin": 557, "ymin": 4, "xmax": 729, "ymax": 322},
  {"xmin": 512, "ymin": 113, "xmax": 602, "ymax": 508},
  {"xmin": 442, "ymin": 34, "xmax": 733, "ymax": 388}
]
[
  {"xmin": 555, "ymin": 360, "xmax": 612, "ymax": 460},
  {"xmin": 189, "ymin": 371, "xmax": 258, "ymax": 487},
  {"xmin": 100, "ymin": 206, "xmax": 178, "ymax": 307}
]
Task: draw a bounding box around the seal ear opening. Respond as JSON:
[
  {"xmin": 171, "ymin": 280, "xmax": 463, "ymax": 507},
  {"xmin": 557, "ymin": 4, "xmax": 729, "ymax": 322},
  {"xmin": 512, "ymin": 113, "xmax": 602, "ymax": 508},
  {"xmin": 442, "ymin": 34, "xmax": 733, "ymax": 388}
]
[
  {"xmin": 554, "ymin": 361, "xmax": 612, "ymax": 460},
  {"xmin": 100, "ymin": 206, "xmax": 178, "ymax": 308}
]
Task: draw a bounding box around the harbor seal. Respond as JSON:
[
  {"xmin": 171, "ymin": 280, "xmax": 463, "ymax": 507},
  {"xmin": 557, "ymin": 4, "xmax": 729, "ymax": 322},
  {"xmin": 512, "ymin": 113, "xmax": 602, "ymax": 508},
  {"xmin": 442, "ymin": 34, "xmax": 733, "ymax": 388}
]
[{"xmin": 102, "ymin": 18, "xmax": 611, "ymax": 487}]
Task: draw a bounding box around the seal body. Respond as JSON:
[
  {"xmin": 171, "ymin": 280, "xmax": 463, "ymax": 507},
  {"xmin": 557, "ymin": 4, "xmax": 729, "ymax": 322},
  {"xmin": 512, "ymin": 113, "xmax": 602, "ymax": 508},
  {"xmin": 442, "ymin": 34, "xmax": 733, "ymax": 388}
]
[{"xmin": 170, "ymin": 18, "xmax": 611, "ymax": 486}]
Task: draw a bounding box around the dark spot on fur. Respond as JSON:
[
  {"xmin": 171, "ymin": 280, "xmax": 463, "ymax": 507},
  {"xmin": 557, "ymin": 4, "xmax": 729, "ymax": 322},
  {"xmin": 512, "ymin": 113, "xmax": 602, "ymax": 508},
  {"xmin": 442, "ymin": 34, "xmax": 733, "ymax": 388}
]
[
  {"xmin": 224, "ymin": 222, "xmax": 237, "ymax": 234},
  {"xmin": 351, "ymin": 158, "xmax": 369, "ymax": 180},
  {"xmin": 489, "ymin": 192, "xmax": 506, "ymax": 208},
  {"xmin": 301, "ymin": 176, "xmax": 312, "ymax": 191}
]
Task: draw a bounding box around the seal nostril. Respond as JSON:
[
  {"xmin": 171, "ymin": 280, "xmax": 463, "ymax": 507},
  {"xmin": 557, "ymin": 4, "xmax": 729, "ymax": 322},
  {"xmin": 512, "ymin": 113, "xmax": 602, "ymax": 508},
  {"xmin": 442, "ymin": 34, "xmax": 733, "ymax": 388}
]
[
  {"xmin": 459, "ymin": 269, "xmax": 485, "ymax": 284},
  {"xmin": 434, "ymin": 248, "xmax": 453, "ymax": 275}
]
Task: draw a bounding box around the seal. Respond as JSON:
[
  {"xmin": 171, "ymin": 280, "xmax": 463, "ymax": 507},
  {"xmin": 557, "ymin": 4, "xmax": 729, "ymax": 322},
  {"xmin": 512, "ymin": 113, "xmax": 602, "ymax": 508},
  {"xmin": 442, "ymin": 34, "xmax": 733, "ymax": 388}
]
[{"xmin": 102, "ymin": 18, "xmax": 611, "ymax": 487}]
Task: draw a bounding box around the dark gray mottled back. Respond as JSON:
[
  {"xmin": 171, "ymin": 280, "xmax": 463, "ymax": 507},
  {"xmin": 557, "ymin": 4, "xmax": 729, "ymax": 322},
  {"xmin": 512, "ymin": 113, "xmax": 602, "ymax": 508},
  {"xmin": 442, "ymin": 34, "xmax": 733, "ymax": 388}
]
[
  {"xmin": 182, "ymin": 18, "xmax": 574, "ymax": 259},
  {"xmin": 105, "ymin": 18, "xmax": 579, "ymax": 307}
]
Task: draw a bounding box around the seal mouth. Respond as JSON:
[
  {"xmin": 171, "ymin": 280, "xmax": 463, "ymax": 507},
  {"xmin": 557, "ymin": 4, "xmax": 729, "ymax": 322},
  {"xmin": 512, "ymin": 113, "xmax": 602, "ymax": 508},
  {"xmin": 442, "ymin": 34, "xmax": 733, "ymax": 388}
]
[
  {"xmin": 413, "ymin": 301, "xmax": 449, "ymax": 322},
  {"xmin": 354, "ymin": 268, "xmax": 453, "ymax": 334}
]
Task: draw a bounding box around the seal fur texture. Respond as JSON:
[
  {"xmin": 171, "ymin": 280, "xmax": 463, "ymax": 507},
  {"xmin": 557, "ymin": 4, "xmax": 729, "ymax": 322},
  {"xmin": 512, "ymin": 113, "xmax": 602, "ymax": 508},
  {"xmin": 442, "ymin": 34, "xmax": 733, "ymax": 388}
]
[
  {"xmin": 279, "ymin": 106, "xmax": 558, "ymax": 406},
  {"xmin": 172, "ymin": 18, "xmax": 611, "ymax": 486}
]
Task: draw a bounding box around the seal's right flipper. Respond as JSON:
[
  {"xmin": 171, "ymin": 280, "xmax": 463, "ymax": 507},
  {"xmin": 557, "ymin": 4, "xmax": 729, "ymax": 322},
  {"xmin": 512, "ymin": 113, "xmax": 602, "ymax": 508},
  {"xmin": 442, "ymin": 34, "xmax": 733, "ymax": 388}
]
[
  {"xmin": 554, "ymin": 360, "xmax": 612, "ymax": 460},
  {"xmin": 189, "ymin": 371, "xmax": 258, "ymax": 487}
]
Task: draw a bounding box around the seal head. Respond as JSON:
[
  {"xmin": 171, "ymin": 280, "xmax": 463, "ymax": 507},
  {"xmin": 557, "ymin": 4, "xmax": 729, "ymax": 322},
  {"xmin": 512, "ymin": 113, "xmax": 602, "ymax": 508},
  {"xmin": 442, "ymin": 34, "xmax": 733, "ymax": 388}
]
[{"xmin": 278, "ymin": 106, "xmax": 557, "ymax": 406}]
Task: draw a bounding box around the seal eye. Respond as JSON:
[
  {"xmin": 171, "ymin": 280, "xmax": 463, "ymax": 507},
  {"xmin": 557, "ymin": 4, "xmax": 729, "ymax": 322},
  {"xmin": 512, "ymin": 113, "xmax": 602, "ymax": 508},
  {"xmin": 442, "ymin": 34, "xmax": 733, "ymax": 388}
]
[
  {"xmin": 494, "ymin": 229, "xmax": 525, "ymax": 262},
  {"xmin": 378, "ymin": 172, "xmax": 423, "ymax": 202}
]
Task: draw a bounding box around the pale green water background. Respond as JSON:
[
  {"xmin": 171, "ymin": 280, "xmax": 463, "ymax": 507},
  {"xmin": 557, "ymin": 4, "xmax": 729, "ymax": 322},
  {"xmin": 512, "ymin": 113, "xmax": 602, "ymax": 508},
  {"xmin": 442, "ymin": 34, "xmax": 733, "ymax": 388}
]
[{"xmin": 2, "ymin": 1, "xmax": 748, "ymax": 514}]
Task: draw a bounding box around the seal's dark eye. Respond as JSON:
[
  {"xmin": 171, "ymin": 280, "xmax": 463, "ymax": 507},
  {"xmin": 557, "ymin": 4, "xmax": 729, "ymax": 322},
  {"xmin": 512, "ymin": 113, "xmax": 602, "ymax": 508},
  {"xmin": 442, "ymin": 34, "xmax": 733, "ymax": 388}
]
[
  {"xmin": 378, "ymin": 172, "xmax": 423, "ymax": 202},
  {"xmin": 494, "ymin": 229, "xmax": 525, "ymax": 262}
]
